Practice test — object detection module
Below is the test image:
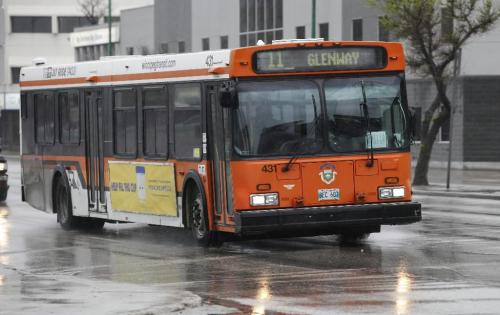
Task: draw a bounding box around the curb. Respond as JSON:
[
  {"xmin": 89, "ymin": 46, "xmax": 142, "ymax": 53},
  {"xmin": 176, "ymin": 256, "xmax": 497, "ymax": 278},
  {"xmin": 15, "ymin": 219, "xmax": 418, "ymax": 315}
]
[{"xmin": 414, "ymin": 190, "xmax": 500, "ymax": 201}]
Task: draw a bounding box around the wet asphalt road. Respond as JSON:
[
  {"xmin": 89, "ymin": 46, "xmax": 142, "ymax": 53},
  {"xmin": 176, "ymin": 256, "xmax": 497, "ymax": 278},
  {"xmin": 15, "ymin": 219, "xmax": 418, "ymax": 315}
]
[{"xmin": 1, "ymin": 157, "xmax": 500, "ymax": 315}]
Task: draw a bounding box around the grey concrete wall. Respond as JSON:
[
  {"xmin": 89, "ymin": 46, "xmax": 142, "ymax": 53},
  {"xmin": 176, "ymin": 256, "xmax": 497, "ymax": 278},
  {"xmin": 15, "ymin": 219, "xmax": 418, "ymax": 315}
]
[
  {"xmin": 191, "ymin": 0, "xmax": 238, "ymax": 51},
  {"xmin": 154, "ymin": 0, "xmax": 192, "ymax": 53},
  {"xmin": 121, "ymin": 5, "xmax": 155, "ymax": 55},
  {"xmin": 284, "ymin": 0, "xmax": 342, "ymax": 40},
  {"xmin": 407, "ymin": 78, "xmax": 464, "ymax": 165},
  {"xmin": 0, "ymin": 1, "xmax": 4, "ymax": 87},
  {"xmin": 341, "ymin": 0, "xmax": 382, "ymax": 41},
  {"xmin": 463, "ymin": 76, "xmax": 500, "ymax": 162}
]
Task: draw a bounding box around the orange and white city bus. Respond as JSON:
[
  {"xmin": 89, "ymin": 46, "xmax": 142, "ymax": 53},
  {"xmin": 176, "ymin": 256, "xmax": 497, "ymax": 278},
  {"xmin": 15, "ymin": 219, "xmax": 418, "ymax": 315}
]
[{"xmin": 20, "ymin": 39, "xmax": 421, "ymax": 246}]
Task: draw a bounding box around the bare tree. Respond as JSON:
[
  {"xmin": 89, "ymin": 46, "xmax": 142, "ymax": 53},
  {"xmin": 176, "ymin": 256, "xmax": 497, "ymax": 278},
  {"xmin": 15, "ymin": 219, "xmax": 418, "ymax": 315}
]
[
  {"xmin": 78, "ymin": 0, "xmax": 106, "ymax": 25},
  {"xmin": 370, "ymin": 0, "xmax": 500, "ymax": 185}
]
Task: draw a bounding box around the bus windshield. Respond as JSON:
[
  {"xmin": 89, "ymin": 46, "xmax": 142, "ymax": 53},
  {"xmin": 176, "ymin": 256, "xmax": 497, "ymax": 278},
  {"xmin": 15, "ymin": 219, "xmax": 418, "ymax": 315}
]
[
  {"xmin": 233, "ymin": 75, "xmax": 409, "ymax": 157},
  {"xmin": 234, "ymin": 80, "xmax": 322, "ymax": 156},
  {"xmin": 325, "ymin": 75, "xmax": 408, "ymax": 152}
]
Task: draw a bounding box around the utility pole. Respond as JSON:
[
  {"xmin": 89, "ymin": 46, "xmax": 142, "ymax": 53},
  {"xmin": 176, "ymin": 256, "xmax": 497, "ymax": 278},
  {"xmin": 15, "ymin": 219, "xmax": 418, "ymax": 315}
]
[
  {"xmin": 108, "ymin": 0, "xmax": 112, "ymax": 56},
  {"xmin": 311, "ymin": 0, "xmax": 316, "ymax": 38},
  {"xmin": 446, "ymin": 48, "xmax": 462, "ymax": 189}
]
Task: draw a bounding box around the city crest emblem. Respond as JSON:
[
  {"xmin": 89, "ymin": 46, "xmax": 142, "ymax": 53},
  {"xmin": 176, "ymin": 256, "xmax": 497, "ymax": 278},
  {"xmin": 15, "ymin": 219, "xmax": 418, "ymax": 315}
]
[{"xmin": 319, "ymin": 164, "xmax": 337, "ymax": 185}]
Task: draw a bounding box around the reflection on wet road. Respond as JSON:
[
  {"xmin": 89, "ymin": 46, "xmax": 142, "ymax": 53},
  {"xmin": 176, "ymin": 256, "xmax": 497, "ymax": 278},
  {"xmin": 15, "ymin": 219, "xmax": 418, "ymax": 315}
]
[{"xmin": 1, "ymin": 157, "xmax": 500, "ymax": 314}]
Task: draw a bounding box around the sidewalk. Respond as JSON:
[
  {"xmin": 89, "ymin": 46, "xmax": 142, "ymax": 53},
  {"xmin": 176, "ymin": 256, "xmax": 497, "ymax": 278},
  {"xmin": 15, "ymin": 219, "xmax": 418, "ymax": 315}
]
[{"xmin": 413, "ymin": 168, "xmax": 500, "ymax": 200}]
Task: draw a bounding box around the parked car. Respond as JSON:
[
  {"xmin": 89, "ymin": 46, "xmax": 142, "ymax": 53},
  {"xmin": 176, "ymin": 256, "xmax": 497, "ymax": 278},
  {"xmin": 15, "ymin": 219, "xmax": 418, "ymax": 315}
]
[{"xmin": 0, "ymin": 155, "xmax": 8, "ymax": 202}]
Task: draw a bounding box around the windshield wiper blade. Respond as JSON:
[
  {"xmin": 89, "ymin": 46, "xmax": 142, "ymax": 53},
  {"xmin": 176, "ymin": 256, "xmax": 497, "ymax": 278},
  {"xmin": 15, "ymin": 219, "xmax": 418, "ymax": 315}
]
[{"xmin": 360, "ymin": 80, "xmax": 374, "ymax": 168}]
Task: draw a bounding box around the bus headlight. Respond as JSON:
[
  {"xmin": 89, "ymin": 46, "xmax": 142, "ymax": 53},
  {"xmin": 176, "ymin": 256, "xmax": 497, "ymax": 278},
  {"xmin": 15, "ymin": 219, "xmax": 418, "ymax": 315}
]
[
  {"xmin": 378, "ymin": 186, "xmax": 405, "ymax": 199},
  {"xmin": 0, "ymin": 161, "xmax": 7, "ymax": 172},
  {"xmin": 250, "ymin": 193, "xmax": 279, "ymax": 206}
]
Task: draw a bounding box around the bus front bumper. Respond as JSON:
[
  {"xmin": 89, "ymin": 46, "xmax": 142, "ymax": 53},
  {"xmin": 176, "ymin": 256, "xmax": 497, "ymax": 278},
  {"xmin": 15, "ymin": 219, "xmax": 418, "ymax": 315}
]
[{"xmin": 234, "ymin": 202, "xmax": 421, "ymax": 236}]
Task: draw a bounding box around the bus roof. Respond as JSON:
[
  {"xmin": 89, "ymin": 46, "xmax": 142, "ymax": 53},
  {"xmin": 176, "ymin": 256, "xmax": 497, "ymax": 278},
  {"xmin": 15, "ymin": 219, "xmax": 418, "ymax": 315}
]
[{"xmin": 20, "ymin": 40, "xmax": 405, "ymax": 90}]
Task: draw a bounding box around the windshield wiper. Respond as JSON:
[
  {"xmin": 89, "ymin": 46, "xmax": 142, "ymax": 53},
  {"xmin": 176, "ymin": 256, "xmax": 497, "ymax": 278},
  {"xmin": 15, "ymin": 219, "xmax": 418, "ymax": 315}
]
[
  {"xmin": 282, "ymin": 94, "xmax": 319, "ymax": 172},
  {"xmin": 360, "ymin": 80, "xmax": 374, "ymax": 168}
]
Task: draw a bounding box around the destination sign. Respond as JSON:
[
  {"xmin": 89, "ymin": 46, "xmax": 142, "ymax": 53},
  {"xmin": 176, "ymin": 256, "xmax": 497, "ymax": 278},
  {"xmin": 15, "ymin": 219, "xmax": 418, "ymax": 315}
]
[{"xmin": 254, "ymin": 46, "xmax": 387, "ymax": 73}]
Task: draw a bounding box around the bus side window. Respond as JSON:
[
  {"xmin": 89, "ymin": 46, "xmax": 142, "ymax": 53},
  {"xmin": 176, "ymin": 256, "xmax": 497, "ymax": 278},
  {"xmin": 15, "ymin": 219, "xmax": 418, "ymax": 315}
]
[
  {"xmin": 113, "ymin": 88, "xmax": 137, "ymax": 156},
  {"xmin": 143, "ymin": 86, "xmax": 168, "ymax": 158},
  {"xmin": 34, "ymin": 93, "xmax": 55, "ymax": 145},
  {"xmin": 59, "ymin": 92, "xmax": 81, "ymax": 145},
  {"xmin": 173, "ymin": 83, "xmax": 202, "ymax": 160},
  {"xmin": 21, "ymin": 94, "xmax": 28, "ymax": 119}
]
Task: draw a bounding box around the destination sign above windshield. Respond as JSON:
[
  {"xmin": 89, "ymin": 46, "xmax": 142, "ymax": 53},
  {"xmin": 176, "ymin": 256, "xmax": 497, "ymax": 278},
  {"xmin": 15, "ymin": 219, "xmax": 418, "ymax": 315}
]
[{"xmin": 254, "ymin": 46, "xmax": 387, "ymax": 73}]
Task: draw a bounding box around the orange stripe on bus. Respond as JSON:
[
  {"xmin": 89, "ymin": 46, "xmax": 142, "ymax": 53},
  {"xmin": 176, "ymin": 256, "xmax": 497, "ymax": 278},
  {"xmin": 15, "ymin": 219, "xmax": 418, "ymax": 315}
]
[{"xmin": 20, "ymin": 68, "xmax": 229, "ymax": 87}]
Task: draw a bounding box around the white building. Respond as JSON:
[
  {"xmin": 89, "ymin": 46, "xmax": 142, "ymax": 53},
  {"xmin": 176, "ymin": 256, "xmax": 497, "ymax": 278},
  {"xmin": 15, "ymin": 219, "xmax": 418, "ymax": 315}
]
[{"xmin": 0, "ymin": 0, "xmax": 153, "ymax": 111}]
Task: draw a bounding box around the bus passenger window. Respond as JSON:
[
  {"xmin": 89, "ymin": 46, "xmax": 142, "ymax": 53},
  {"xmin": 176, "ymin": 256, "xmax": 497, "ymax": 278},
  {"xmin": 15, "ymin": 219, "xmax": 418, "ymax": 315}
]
[
  {"xmin": 21, "ymin": 94, "xmax": 28, "ymax": 119},
  {"xmin": 59, "ymin": 92, "xmax": 80, "ymax": 145},
  {"xmin": 173, "ymin": 83, "xmax": 202, "ymax": 160},
  {"xmin": 113, "ymin": 89, "xmax": 137, "ymax": 156},
  {"xmin": 143, "ymin": 86, "xmax": 168, "ymax": 157},
  {"xmin": 35, "ymin": 93, "xmax": 55, "ymax": 145}
]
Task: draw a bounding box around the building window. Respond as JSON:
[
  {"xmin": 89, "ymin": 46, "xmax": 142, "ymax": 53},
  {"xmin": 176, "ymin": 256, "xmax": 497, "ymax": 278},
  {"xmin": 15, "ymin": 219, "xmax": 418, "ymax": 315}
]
[
  {"xmin": 441, "ymin": 7, "xmax": 453, "ymax": 38},
  {"xmin": 296, "ymin": 26, "xmax": 305, "ymax": 39},
  {"xmin": 126, "ymin": 47, "xmax": 134, "ymax": 55},
  {"xmin": 59, "ymin": 92, "xmax": 80, "ymax": 145},
  {"xmin": 240, "ymin": 0, "xmax": 283, "ymax": 46},
  {"xmin": 143, "ymin": 86, "xmax": 168, "ymax": 157},
  {"xmin": 11, "ymin": 67, "xmax": 21, "ymax": 84},
  {"xmin": 160, "ymin": 43, "xmax": 169, "ymax": 54},
  {"xmin": 11, "ymin": 16, "xmax": 52, "ymax": 33},
  {"xmin": 57, "ymin": 16, "xmax": 90, "ymax": 33},
  {"xmin": 113, "ymin": 89, "xmax": 137, "ymax": 156},
  {"xmin": 378, "ymin": 16, "xmax": 390, "ymax": 41},
  {"xmin": 141, "ymin": 46, "xmax": 150, "ymax": 55},
  {"xmin": 35, "ymin": 93, "xmax": 55, "ymax": 145},
  {"xmin": 202, "ymin": 38, "xmax": 210, "ymax": 51},
  {"xmin": 352, "ymin": 19, "xmax": 363, "ymax": 41},
  {"xmin": 220, "ymin": 36, "xmax": 229, "ymax": 49},
  {"xmin": 178, "ymin": 41, "xmax": 186, "ymax": 53},
  {"xmin": 319, "ymin": 23, "xmax": 329, "ymax": 40},
  {"xmin": 174, "ymin": 84, "xmax": 202, "ymax": 160}
]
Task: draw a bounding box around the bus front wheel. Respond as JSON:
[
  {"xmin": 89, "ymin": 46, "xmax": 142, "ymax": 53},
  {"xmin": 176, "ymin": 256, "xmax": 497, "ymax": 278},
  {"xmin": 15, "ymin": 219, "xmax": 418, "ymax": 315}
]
[
  {"xmin": 187, "ymin": 185, "xmax": 219, "ymax": 247},
  {"xmin": 0, "ymin": 188, "xmax": 7, "ymax": 202},
  {"xmin": 338, "ymin": 232, "xmax": 370, "ymax": 245}
]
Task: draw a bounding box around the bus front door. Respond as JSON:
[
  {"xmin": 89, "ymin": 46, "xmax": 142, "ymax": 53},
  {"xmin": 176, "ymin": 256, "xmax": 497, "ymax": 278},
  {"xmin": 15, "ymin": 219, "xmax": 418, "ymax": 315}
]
[
  {"xmin": 208, "ymin": 86, "xmax": 232, "ymax": 226},
  {"xmin": 85, "ymin": 90, "xmax": 107, "ymax": 213}
]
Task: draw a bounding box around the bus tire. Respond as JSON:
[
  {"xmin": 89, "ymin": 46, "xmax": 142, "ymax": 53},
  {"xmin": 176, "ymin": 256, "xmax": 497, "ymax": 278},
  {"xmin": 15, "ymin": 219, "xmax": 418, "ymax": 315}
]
[
  {"xmin": 187, "ymin": 184, "xmax": 219, "ymax": 247},
  {"xmin": 55, "ymin": 177, "xmax": 80, "ymax": 230},
  {"xmin": 338, "ymin": 232, "xmax": 370, "ymax": 245},
  {"xmin": 0, "ymin": 189, "xmax": 7, "ymax": 202},
  {"xmin": 81, "ymin": 218, "xmax": 105, "ymax": 230}
]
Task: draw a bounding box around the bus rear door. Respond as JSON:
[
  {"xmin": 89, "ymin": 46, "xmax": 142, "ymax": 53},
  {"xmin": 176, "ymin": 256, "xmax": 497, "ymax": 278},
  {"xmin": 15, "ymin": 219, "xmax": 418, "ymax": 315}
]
[{"xmin": 84, "ymin": 90, "xmax": 107, "ymax": 213}]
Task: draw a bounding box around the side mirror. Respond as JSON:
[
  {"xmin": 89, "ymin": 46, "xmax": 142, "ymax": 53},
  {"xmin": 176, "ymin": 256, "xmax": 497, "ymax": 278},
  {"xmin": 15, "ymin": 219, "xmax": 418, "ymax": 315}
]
[{"xmin": 219, "ymin": 84, "xmax": 238, "ymax": 108}]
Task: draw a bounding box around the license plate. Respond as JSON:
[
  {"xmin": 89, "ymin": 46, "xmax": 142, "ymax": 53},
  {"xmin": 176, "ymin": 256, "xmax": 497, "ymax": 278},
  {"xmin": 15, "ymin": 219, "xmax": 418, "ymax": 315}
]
[
  {"xmin": 318, "ymin": 188, "xmax": 340, "ymax": 201},
  {"xmin": 0, "ymin": 175, "xmax": 7, "ymax": 181}
]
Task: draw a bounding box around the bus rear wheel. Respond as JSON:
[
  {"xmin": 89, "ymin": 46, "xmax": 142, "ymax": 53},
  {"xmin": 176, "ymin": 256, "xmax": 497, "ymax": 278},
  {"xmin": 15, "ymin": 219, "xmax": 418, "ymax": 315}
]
[
  {"xmin": 55, "ymin": 178, "xmax": 104, "ymax": 231},
  {"xmin": 188, "ymin": 185, "xmax": 219, "ymax": 247},
  {"xmin": 56, "ymin": 178, "xmax": 79, "ymax": 230}
]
